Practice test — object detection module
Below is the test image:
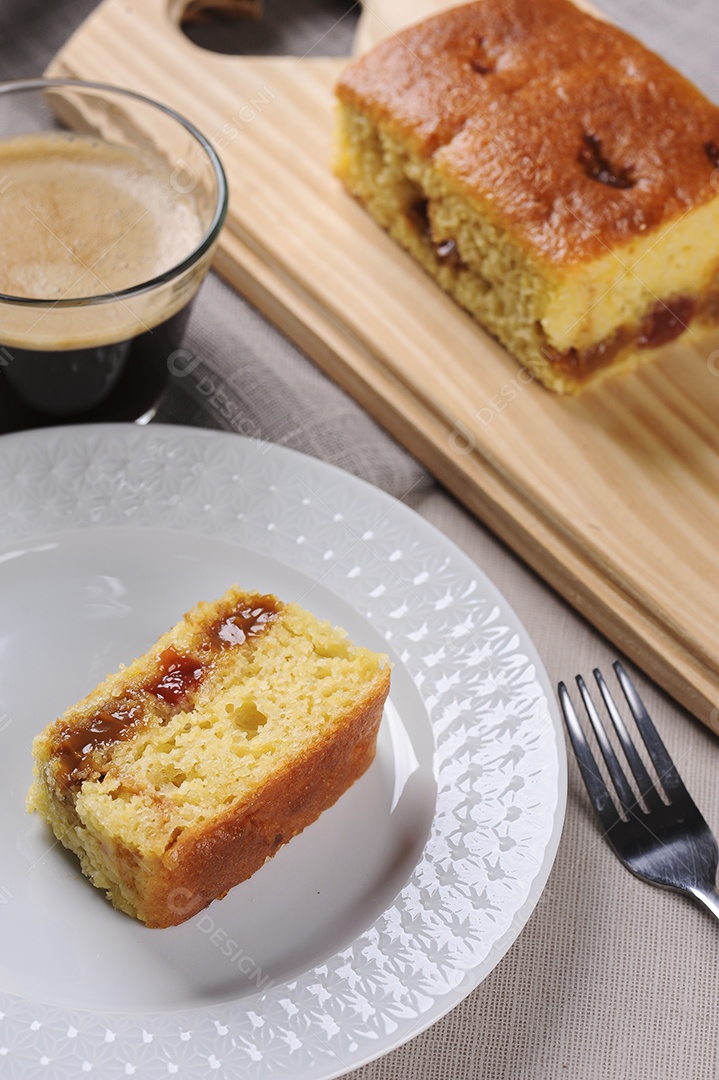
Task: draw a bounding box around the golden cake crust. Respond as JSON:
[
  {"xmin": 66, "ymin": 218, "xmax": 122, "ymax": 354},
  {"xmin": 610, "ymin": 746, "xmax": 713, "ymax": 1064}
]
[
  {"xmin": 336, "ymin": 0, "xmax": 719, "ymax": 268},
  {"xmin": 141, "ymin": 686, "xmax": 386, "ymax": 927},
  {"xmin": 28, "ymin": 588, "xmax": 391, "ymax": 927}
]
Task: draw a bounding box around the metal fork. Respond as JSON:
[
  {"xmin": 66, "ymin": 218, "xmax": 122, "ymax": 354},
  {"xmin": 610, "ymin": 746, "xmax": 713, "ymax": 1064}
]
[{"xmin": 558, "ymin": 660, "xmax": 719, "ymax": 922}]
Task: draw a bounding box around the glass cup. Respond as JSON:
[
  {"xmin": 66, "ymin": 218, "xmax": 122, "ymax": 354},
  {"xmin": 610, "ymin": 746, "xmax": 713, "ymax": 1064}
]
[{"xmin": 0, "ymin": 78, "xmax": 228, "ymax": 431}]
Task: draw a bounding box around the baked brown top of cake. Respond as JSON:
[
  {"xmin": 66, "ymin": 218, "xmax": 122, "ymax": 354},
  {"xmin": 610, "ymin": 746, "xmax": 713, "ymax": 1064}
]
[{"xmin": 337, "ymin": 0, "xmax": 719, "ymax": 267}]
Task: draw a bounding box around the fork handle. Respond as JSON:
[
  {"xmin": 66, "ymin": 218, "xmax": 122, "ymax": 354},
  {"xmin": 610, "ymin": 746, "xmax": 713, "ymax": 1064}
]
[{"xmin": 687, "ymin": 885, "xmax": 719, "ymax": 923}]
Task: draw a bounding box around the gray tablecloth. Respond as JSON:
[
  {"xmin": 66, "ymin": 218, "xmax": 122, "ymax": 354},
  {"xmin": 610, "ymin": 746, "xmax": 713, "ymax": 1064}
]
[{"xmin": 2, "ymin": 2, "xmax": 719, "ymax": 1078}]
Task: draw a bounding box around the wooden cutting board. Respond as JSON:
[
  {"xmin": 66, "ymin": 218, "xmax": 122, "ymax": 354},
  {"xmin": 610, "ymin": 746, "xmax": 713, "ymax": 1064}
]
[{"xmin": 47, "ymin": 0, "xmax": 719, "ymax": 731}]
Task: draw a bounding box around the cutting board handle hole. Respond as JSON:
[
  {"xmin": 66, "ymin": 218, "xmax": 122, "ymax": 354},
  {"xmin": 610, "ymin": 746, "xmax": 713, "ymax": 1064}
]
[{"xmin": 176, "ymin": 0, "xmax": 360, "ymax": 56}]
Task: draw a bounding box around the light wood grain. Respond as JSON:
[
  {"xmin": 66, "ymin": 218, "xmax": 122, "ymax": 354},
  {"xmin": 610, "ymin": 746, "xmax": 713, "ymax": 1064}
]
[{"xmin": 46, "ymin": 0, "xmax": 719, "ymax": 730}]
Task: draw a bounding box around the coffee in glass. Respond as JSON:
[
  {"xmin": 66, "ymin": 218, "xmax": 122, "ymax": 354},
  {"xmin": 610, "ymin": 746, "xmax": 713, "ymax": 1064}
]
[{"xmin": 0, "ymin": 79, "xmax": 228, "ymax": 429}]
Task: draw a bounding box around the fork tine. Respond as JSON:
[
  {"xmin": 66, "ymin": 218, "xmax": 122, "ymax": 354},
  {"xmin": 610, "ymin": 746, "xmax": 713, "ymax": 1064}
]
[
  {"xmin": 576, "ymin": 674, "xmax": 638, "ymax": 814},
  {"xmin": 561, "ymin": 664, "xmax": 719, "ymax": 921},
  {"xmin": 592, "ymin": 668, "xmax": 665, "ymax": 812},
  {"xmin": 613, "ymin": 660, "xmax": 691, "ymax": 804},
  {"xmin": 558, "ymin": 681, "xmax": 621, "ymax": 833}
]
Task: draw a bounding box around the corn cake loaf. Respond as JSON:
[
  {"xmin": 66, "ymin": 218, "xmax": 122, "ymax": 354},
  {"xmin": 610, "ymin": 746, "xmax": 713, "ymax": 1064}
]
[
  {"xmin": 27, "ymin": 587, "xmax": 390, "ymax": 928},
  {"xmin": 334, "ymin": 0, "xmax": 719, "ymax": 393}
]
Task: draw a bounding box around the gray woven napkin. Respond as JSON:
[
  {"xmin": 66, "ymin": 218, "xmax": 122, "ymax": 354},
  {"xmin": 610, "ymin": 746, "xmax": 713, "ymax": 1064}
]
[{"xmin": 153, "ymin": 272, "xmax": 429, "ymax": 497}]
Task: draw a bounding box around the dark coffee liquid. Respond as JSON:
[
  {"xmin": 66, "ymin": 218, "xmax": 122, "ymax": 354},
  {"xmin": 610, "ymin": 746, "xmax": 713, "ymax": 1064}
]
[
  {"xmin": 0, "ymin": 305, "xmax": 193, "ymax": 432},
  {"xmin": 0, "ymin": 132, "xmax": 207, "ymax": 430}
]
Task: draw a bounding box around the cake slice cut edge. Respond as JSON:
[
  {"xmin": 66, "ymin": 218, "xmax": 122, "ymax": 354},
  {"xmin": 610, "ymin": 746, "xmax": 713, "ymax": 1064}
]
[
  {"xmin": 27, "ymin": 586, "xmax": 391, "ymax": 928},
  {"xmin": 334, "ymin": 0, "xmax": 719, "ymax": 393}
]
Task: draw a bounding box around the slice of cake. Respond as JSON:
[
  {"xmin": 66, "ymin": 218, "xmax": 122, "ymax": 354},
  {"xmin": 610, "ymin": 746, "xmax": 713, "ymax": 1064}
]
[
  {"xmin": 27, "ymin": 587, "xmax": 390, "ymax": 928},
  {"xmin": 334, "ymin": 0, "xmax": 719, "ymax": 393}
]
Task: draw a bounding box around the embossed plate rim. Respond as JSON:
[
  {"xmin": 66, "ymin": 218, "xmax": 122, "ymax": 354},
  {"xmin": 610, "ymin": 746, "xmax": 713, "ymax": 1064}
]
[{"xmin": 0, "ymin": 422, "xmax": 566, "ymax": 1080}]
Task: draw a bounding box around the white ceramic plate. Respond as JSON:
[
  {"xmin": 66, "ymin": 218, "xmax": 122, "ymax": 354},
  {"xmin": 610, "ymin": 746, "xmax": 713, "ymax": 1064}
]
[{"xmin": 0, "ymin": 423, "xmax": 565, "ymax": 1078}]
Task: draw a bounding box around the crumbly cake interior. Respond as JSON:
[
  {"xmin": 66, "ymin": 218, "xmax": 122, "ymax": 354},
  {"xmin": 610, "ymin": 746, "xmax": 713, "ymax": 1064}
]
[
  {"xmin": 28, "ymin": 588, "xmax": 390, "ymax": 925},
  {"xmin": 336, "ymin": 105, "xmax": 556, "ymax": 374},
  {"xmin": 334, "ymin": 0, "xmax": 719, "ymax": 393}
]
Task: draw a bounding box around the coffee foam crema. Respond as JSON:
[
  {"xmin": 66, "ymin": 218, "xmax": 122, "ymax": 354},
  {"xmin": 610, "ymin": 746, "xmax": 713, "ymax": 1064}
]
[
  {"xmin": 0, "ymin": 129, "xmax": 215, "ymax": 352},
  {"xmin": 0, "ymin": 132, "xmax": 204, "ymax": 299}
]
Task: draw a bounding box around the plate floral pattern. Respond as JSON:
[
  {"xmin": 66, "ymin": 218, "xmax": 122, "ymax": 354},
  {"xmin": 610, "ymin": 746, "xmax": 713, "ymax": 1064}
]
[{"xmin": 0, "ymin": 424, "xmax": 565, "ymax": 1079}]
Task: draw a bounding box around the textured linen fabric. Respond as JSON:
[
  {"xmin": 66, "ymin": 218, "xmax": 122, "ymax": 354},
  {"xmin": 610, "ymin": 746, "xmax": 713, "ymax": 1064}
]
[
  {"xmin": 3, "ymin": 2, "xmax": 719, "ymax": 1078},
  {"xmin": 152, "ymin": 272, "xmax": 430, "ymax": 498}
]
